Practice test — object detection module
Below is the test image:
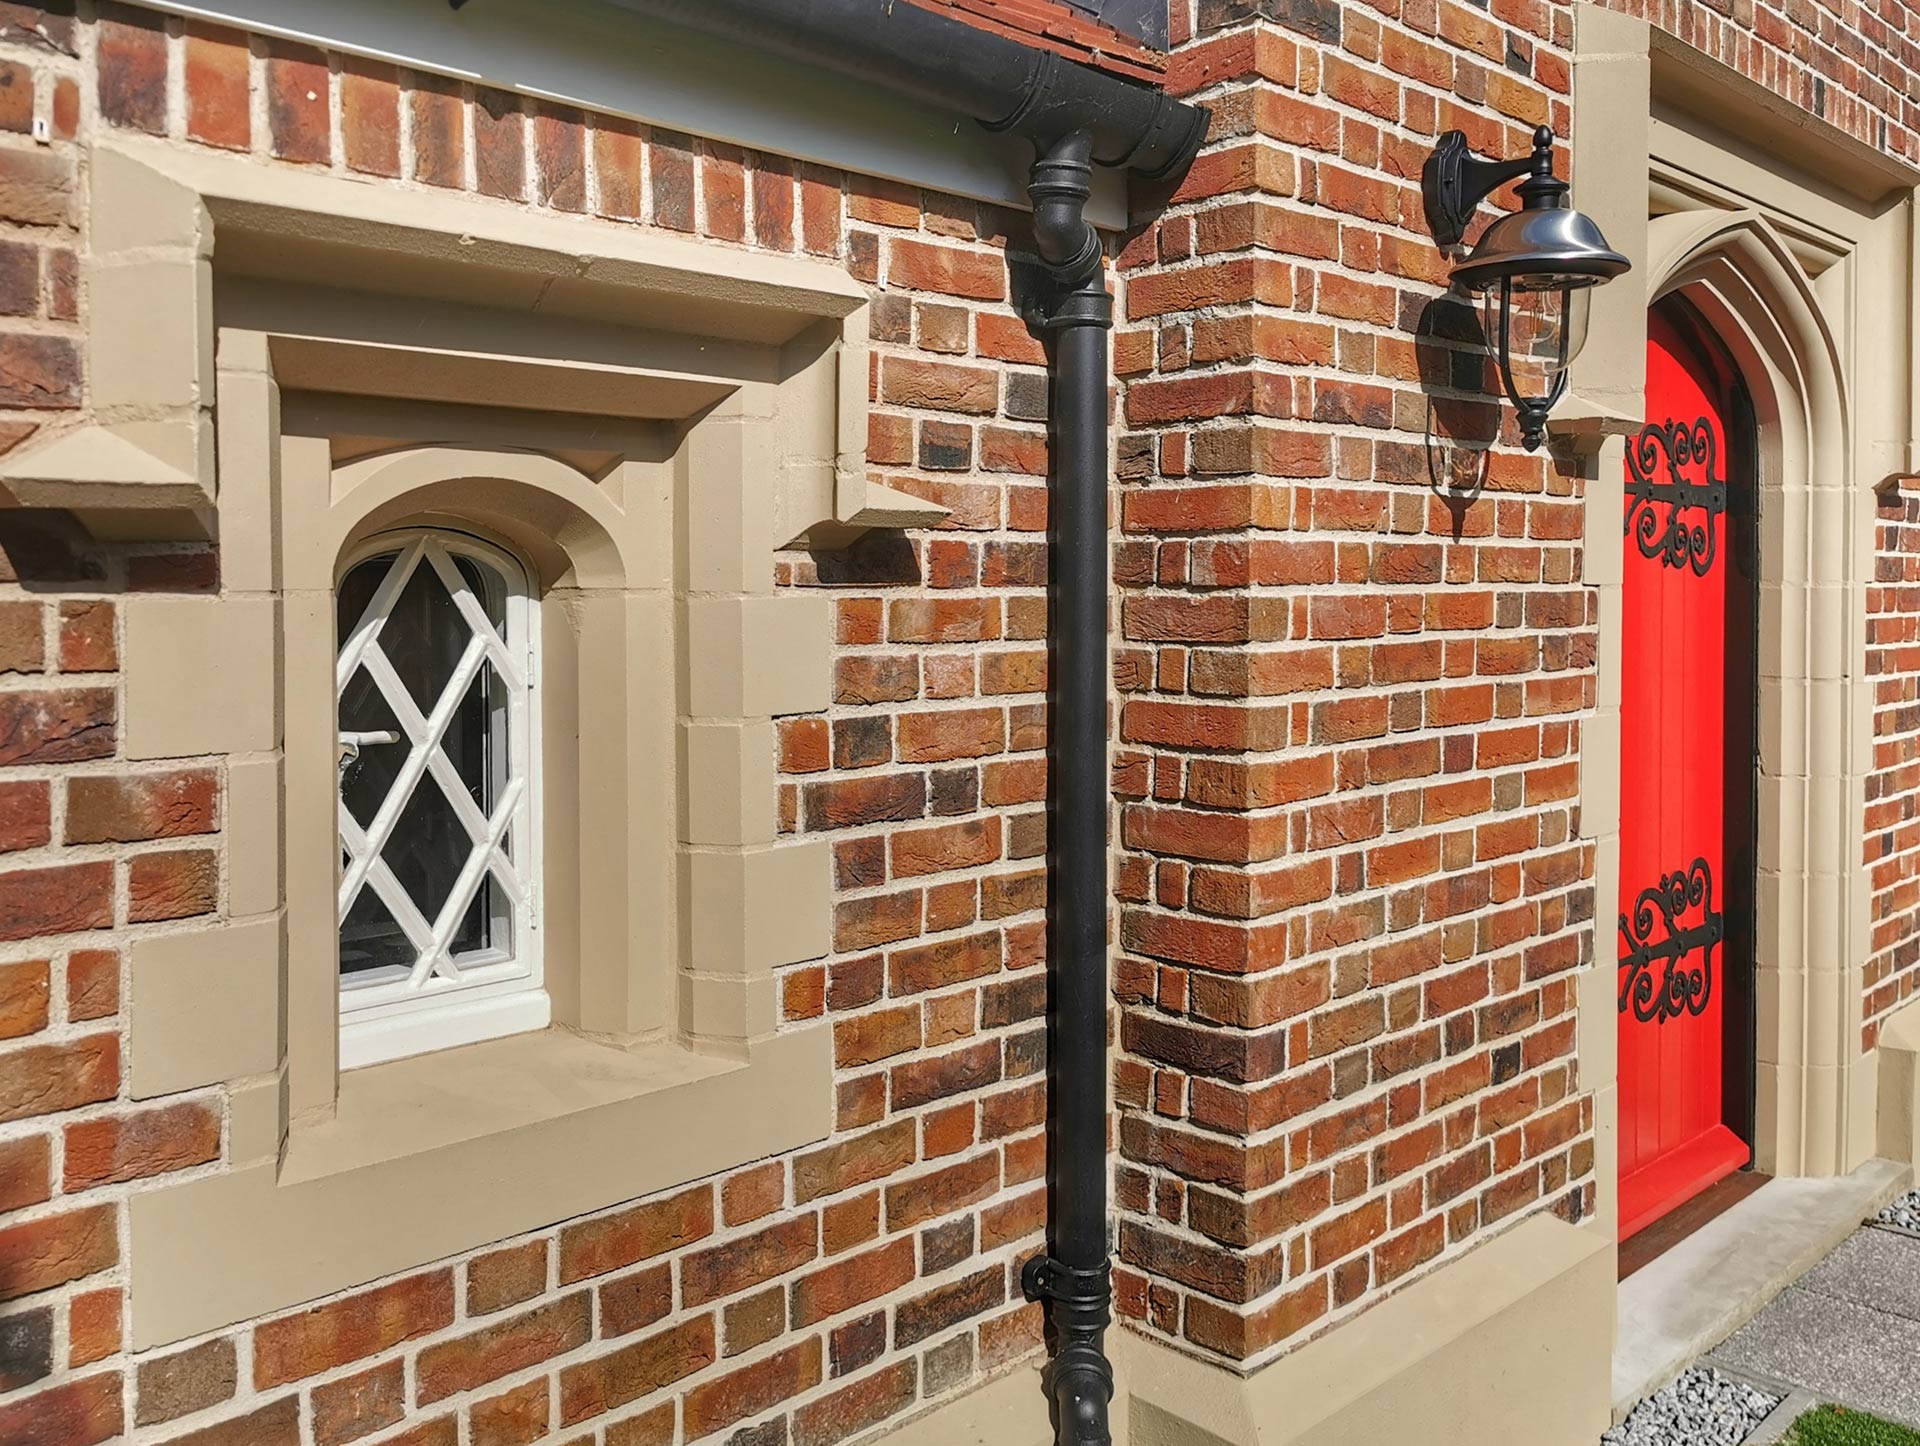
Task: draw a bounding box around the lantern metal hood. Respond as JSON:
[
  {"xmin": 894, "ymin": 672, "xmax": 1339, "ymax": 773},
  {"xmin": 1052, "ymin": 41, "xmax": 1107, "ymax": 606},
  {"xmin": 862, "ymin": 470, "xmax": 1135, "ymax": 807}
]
[{"xmin": 1423, "ymin": 124, "xmax": 1630, "ymax": 450}]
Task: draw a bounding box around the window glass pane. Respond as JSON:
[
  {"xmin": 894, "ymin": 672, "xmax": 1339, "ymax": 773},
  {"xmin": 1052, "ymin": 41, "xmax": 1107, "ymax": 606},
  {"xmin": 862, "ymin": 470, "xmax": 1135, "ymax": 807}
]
[
  {"xmin": 383, "ymin": 556, "xmax": 468, "ymax": 712},
  {"xmin": 455, "ymin": 553, "xmax": 508, "ymax": 639},
  {"xmin": 339, "ymin": 887, "xmax": 411, "ymax": 977},
  {"xmin": 337, "ymin": 669, "xmax": 402, "ymax": 829}
]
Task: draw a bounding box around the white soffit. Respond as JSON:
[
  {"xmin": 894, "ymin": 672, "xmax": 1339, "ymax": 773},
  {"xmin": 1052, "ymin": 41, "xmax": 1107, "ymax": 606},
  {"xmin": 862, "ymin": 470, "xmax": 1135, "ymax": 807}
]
[{"xmin": 138, "ymin": 0, "xmax": 1129, "ymax": 227}]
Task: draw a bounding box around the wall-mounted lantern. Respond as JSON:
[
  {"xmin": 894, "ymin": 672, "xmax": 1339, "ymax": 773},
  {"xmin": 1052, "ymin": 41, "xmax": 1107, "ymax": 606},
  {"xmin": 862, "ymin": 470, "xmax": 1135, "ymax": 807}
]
[{"xmin": 1423, "ymin": 124, "xmax": 1630, "ymax": 450}]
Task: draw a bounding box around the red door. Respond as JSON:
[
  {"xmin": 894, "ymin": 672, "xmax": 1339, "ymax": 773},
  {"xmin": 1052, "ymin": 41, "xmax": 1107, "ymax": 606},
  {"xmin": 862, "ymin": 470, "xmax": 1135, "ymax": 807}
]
[{"xmin": 1617, "ymin": 303, "xmax": 1755, "ymax": 1240}]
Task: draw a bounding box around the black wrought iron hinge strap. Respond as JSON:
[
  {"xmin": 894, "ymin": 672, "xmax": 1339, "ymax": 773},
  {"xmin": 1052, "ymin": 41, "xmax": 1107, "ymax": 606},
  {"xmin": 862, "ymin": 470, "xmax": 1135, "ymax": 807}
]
[
  {"xmin": 1617, "ymin": 857, "xmax": 1722, "ymax": 1024},
  {"xmin": 1625, "ymin": 417, "xmax": 1725, "ymax": 576}
]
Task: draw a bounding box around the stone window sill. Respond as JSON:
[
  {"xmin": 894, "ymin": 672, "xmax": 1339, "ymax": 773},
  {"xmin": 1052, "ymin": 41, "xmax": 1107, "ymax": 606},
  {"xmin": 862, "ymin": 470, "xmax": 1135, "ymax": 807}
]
[{"xmin": 128, "ymin": 1024, "xmax": 830, "ymax": 1350}]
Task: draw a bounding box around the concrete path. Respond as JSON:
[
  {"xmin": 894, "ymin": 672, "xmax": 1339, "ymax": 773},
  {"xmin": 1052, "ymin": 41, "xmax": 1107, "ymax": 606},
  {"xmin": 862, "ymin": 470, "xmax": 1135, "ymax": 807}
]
[{"xmin": 1709, "ymin": 1224, "xmax": 1920, "ymax": 1431}]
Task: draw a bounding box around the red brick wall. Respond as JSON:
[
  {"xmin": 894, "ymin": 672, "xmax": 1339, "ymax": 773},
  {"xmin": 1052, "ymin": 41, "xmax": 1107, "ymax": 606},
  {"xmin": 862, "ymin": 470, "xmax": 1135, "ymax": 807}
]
[
  {"xmin": 1867, "ymin": 481, "xmax": 1920, "ymax": 1049},
  {"xmin": 0, "ymin": 5, "xmax": 1061, "ymax": 1443},
  {"xmin": 1104, "ymin": 0, "xmax": 1596, "ymax": 1365}
]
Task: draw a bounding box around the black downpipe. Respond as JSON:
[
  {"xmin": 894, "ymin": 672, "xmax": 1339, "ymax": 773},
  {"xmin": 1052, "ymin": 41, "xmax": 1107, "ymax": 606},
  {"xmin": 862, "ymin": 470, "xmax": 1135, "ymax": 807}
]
[
  {"xmin": 499, "ymin": 7, "xmax": 1208, "ymax": 1440},
  {"xmin": 1017, "ymin": 131, "xmax": 1117, "ymax": 1446}
]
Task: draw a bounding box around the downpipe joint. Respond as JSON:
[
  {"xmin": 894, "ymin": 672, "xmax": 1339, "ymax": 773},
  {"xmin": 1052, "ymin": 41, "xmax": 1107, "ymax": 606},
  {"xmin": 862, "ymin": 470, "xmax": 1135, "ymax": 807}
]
[{"xmin": 1023, "ymin": 1256, "xmax": 1116, "ymax": 1446}]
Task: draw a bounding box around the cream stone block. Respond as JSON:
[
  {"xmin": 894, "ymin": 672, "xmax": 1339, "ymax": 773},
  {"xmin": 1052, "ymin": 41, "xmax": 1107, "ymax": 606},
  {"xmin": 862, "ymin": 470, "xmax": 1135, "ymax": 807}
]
[
  {"xmin": 228, "ymin": 1073, "xmax": 286, "ymax": 1169},
  {"xmin": 680, "ymin": 972, "xmax": 780, "ymax": 1046},
  {"xmin": 125, "ymin": 596, "xmax": 279, "ymax": 760},
  {"xmin": 1850, "ymin": 1052, "xmax": 1881, "ymax": 1171},
  {"xmin": 681, "ymin": 419, "xmax": 777, "ymax": 595},
  {"xmin": 90, "ymin": 143, "xmax": 211, "ymax": 256},
  {"xmin": 1583, "ymin": 442, "xmax": 1626, "ymax": 586},
  {"xmin": 1592, "ymin": 584, "xmax": 1623, "ymax": 712},
  {"xmin": 1755, "ymin": 965, "xmax": 1798, "ymax": 1070},
  {"xmin": 275, "ymin": 436, "xmax": 335, "ymax": 592},
  {"xmin": 225, "ymin": 754, "xmax": 284, "ymax": 918},
  {"xmin": 682, "ymin": 841, "xmax": 831, "ymax": 976},
  {"xmin": 1578, "ymin": 708, "xmax": 1620, "ymax": 829},
  {"xmin": 91, "ymin": 258, "xmax": 213, "ymax": 413},
  {"xmin": 214, "ymin": 366, "xmax": 283, "ymax": 595},
  {"xmin": 131, "ymin": 915, "xmax": 284, "ymax": 1099},
  {"xmin": 681, "ymin": 721, "xmax": 776, "ymax": 847},
  {"xmin": 686, "ymin": 595, "xmax": 832, "ymax": 719},
  {"xmin": 1753, "ymin": 1060, "xmax": 1787, "ymax": 1176},
  {"xmin": 1115, "ymin": 1214, "xmax": 1612, "ymax": 1445}
]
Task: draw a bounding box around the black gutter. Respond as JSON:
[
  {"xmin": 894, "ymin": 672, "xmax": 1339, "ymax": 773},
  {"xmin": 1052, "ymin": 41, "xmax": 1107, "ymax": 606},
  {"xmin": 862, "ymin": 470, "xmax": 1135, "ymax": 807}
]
[
  {"xmin": 593, "ymin": 0, "xmax": 1206, "ymax": 177},
  {"xmin": 512, "ymin": 7, "xmax": 1208, "ymax": 1442}
]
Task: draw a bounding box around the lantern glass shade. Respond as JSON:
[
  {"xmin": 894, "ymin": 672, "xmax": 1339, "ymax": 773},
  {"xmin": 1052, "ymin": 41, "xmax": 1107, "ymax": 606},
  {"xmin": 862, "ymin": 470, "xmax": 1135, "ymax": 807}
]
[{"xmin": 1481, "ymin": 278, "xmax": 1591, "ymax": 398}]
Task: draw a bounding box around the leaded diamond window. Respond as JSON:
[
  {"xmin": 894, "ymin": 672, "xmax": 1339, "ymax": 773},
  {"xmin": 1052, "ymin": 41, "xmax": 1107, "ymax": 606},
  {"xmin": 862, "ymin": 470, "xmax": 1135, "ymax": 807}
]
[{"xmin": 334, "ymin": 530, "xmax": 544, "ymax": 1068}]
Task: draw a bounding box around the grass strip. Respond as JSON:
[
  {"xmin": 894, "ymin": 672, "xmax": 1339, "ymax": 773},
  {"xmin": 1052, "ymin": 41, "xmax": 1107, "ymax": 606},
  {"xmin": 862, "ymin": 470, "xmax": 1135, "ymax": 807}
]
[{"xmin": 1789, "ymin": 1405, "xmax": 1920, "ymax": 1446}]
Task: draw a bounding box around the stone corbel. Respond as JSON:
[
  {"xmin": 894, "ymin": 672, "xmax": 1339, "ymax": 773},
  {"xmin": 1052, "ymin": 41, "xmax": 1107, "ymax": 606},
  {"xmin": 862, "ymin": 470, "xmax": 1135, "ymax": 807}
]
[{"xmin": 0, "ymin": 146, "xmax": 217, "ymax": 531}]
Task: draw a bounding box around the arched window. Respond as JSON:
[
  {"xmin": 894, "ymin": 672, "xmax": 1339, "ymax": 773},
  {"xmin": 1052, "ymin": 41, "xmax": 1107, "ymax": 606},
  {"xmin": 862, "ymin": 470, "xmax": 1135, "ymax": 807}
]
[{"xmin": 332, "ymin": 528, "xmax": 543, "ymax": 1067}]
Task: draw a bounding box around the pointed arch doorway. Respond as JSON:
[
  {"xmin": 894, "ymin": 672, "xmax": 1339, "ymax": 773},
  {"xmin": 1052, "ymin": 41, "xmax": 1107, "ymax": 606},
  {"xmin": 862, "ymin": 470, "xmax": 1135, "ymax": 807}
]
[{"xmin": 1616, "ymin": 295, "xmax": 1760, "ymax": 1240}]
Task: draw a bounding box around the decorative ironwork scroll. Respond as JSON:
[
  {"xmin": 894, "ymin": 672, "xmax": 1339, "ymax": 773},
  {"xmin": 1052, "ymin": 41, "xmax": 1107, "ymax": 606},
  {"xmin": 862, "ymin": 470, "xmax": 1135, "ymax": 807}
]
[
  {"xmin": 1624, "ymin": 417, "xmax": 1725, "ymax": 576},
  {"xmin": 1617, "ymin": 857, "xmax": 1722, "ymax": 1024}
]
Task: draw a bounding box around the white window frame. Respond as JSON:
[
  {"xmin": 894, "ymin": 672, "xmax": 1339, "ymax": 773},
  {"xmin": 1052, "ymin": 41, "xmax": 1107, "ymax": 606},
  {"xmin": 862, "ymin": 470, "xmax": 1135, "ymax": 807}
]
[{"xmin": 333, "ymin": 527, "xmax": 545, "ymax": 1069}]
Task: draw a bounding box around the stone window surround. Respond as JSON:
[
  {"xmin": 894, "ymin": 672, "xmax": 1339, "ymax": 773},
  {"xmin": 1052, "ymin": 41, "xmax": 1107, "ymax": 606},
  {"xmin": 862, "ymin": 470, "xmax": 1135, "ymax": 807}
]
[{"xmin": 14, "ymin": 135, "xmax": 950, "ymax": 1351}]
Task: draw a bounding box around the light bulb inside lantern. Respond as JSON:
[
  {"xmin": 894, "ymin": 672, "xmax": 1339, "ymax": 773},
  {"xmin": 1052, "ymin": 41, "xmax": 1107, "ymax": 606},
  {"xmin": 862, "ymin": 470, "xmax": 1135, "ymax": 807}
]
[{"xmin": 1481, "ymin": 280, "xmax": 1591, "ymax": 399}]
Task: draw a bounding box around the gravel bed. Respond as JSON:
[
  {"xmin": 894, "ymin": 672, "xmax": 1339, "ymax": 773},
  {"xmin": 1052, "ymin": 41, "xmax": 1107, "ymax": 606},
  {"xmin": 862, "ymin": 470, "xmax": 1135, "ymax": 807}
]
[
  {"xmin": 1876, "ymin": 1191, "xmax": 1920, "ymax": 1235},
  {"xmin": 1604, "ymin": 1367, "xmax": 1784, "ymax": 1446}
]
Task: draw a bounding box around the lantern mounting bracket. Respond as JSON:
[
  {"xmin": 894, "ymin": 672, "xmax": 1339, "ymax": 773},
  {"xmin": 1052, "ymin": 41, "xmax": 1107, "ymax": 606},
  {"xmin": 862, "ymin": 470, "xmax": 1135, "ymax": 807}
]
[{"xmin": 1423, "ymin": 125, "xmax": 1561, "ymax": 249}]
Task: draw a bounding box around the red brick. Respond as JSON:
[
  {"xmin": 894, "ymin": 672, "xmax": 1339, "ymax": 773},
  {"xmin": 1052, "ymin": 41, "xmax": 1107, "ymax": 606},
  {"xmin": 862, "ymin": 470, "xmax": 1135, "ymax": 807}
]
[
  {"xmin": 682, "ymin": 1338, "xmax": 822, "ymax": 1439},
  {"xmin": 0, "ymin": 149, "xmax": 72, "ymax": 228},
  {"xmin": 558, "ymin": 1316, "xmax": 715, "ymax": 1426},
  {"xmin": 0, "ymin": 1131, "xmax": 48, "ymax": 1210},
  {"xmin": 793, "ymin": 1119, "xmax": 917, "ymax": 1203},
  {"xmin": 0, "ymin": 1372, "xmax": 122, "ymax": 1446},
  {"xmin": 342, "ymin": 59, "xmax": 402, "ymax": 177},
  {"xmin": 0, "ymin": 334, "xmax": 80, "ymax": 408},
  {"xmin": 679, "ymin": 1214, "xmax": 818, "ymax": 1307},
  {"xmin": 788, "ymin": 1237, "xmax": 915, "ymax": 1327},
  {"xmin": 535, "ymin": 107, "xmax": 587, "ymax": 211},
  {"xmin": 794, "ymin": 1360, "xmax": 917, "ymax": 1446},
  {"xmin": 411, "ymin": 73, "xmax": 466, "ymax": 189},
  {"xmin": 0, "ymin": 955, "xmax": 45, "ymax": 1037},
  {"xmin": 474, "ymin": 89, "xmax": 526, "ymax": 200},
  {"xmin": 465, "ymin": 1241, "xmax": 547, "ymax": 1316},
  {"xmin": 66, "ymin": 948, "xmax": 118, "ymax": 1022},
  {"xmin": 128, "ymin": 848, "xmax": 219, "ymax": 922},
  {"xmin": 723, "ymin": 1161, "xmax": 786, "ymax": 1226},
  {"xmin": 67, "ymin": 769, "xmax": 216, "ymax": 843},
  {"xmin": 594, "ymin": 120, "xmax": 643, "ymax": 219},
  {"xmin": 67, "ymin": 1289, "xmax": 121, "ymax": 1366},
  {"xmin": 0, "ymin": 1032, "xmax": 115, "ymax": 1123},
  {"xmin": 64, "ymin": 1101, "xmax": 221, "ymax": 1190},
  {"xmin": 253, "ymin": 1271, "xmax": 454, "ymax": 1387},
  {"xmin": 97, "ymin": 2, "xmax": 167, "ymax": 133},
  {"xmin": 0, "ymin": 1203, "xmax": 115, "ymax": 1301},
  {"xmin": 0, "ymin": 688, "xmax": 114, "ymax": 765},
  {"xmin": 266, "ymin": 41, "xmax": 331, "ymax": 164},
  {"xmin": 558, "ymin": 1185, "xmax": 713, "ymax": 1282},
  {"xmin": 183, "ymin": 24, "xmax": 251, "ymax": 149},
  {"xmin": 883, "ymin": 1150, "xmax": 999, "ymax": 1231},
  {"xmin": 470, "ymin": 1378, "xmax": 548, "ymax": 1446},
  {"xmin": 417, "ymin": 1294, "xmax": 590, "ymax": 1403},
  {"xmin": 137, "ymin": 1338, "xmax": 237, "ymax": 1427},
  {"xmin": 57, "ymin": 601, "xmax": 114, "ymax": 672},
  {"xmin": 599, "ymin": 1263, "xmax": 672, "ymax": 1339}
]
